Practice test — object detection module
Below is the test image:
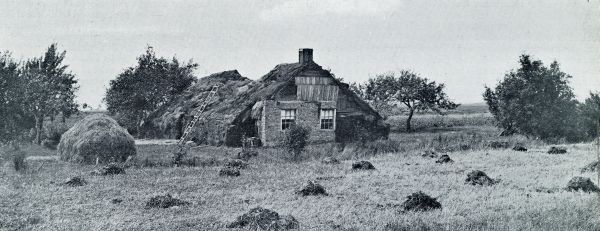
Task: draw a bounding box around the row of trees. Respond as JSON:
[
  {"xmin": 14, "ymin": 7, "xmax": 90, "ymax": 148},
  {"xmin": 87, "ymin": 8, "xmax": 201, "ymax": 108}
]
[
  {"xmin": 0, "ymin": 44, "xmax": 79, "ymax": 144},
  {"xmin": 104, "ymin": 46, "xmax": 198, "ymax": 135},
  {"xmin": 353, "ymin": 54, "xmax": 599, "ymax": 142}
]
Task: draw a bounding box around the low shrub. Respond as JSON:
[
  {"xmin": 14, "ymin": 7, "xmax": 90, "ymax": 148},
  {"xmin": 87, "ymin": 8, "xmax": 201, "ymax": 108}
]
[{"xmin": 282, "ymin": 125, "xmax": 310, "ymax": 160}]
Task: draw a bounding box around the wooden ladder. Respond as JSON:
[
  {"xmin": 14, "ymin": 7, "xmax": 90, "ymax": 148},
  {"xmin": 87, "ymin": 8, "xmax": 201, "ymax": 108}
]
[{"xmin": 177, "ymin": 85, "xmax": 219, "ymax": 145}]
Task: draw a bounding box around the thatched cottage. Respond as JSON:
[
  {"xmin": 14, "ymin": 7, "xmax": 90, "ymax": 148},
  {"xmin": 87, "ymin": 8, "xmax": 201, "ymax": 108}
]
[{"xmin": 141, "ymin": 49, "xmax": 389, "ymax": 146}]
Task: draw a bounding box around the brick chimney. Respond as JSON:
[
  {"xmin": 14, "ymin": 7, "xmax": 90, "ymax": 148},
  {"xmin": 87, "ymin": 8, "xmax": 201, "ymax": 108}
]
[{"xmin": 299, "ymin": 48, "xmax": 313, "ymax": 64}]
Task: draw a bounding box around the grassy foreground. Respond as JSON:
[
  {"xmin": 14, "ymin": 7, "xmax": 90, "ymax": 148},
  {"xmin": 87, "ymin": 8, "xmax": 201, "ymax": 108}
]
[{"xmin": 2, "ymin": 140, "xmax": 600, "ymax": 230}]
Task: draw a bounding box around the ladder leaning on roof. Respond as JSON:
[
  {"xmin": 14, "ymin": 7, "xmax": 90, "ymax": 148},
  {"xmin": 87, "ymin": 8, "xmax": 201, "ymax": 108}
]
[{"xmin": 177, "ymin": 85, "xmax": 219, "ymax": 145}]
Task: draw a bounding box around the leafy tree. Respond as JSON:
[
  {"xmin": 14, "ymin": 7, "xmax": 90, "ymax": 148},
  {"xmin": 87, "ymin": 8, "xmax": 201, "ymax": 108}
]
[
  {"xmin": 580, "ymin": 92, "xmax": 600, "ymax": 139},
  {"xmin": 356, "ymin": 70, "xmax": 458, "ymax": 132},
  {"xmin": 483, "ymin": 55, "xmax": 581, "ymax": 142},
  {"xmin": 0, "ymin": 51, "xmax": 31, "ymax": 143},
  {"xmin": 105, "ymin": 46, "xmax": 197, "ymax": 135},
  {"xmin": 22, "ymin": 44, "xmax": 79, "ymax": 144}
]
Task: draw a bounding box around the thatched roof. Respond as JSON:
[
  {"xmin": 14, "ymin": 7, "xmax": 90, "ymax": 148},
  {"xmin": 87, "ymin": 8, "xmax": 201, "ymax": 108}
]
[{"xmin": 140, "ymin": 61, "xmax": 382, "ymax": 145}]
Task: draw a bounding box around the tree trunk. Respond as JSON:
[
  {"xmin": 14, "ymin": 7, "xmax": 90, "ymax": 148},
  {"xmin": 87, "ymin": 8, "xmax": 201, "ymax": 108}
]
[
  {"xmin": 34, "ymin": 114, "xmax": 44, "ymax": 144},
  {"xmin": 406, "ymin": 109, "xmax": 414, "ymax": 132}
]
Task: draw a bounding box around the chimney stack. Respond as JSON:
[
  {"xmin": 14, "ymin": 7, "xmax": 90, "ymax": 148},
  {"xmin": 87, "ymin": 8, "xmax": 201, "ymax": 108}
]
[{"xmin": 299, "ymin": 48, "xmax": 313, "ymax": 64}]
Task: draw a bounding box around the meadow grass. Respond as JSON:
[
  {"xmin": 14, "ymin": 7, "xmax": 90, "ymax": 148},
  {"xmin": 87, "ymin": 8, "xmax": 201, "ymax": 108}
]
[{"xmin": 2, "ymin": 131, "xmax": 600, "ymax": 230}]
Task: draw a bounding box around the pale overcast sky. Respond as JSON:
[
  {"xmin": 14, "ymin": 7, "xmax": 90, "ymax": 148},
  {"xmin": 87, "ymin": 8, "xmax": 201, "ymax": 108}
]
[{"xmin": 2, "ymin": 0, "xmax": 599, "ymax": 107}]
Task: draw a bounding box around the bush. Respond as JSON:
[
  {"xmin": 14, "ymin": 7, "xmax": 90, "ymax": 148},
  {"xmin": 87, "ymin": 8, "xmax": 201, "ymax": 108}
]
[
  {"xmin": 57, "ymin": 114, "xmax": 136, "ymax": 164},
  {"xmin": 483, "ymin": 55, "xmax": 582, "ymax": 142},
  {"xmin": 282, "ymin": 125, "xmax": 310, "ymax": 160}
]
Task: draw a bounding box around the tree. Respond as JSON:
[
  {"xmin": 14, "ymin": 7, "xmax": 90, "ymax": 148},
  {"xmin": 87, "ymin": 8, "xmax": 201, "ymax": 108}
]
[
  {"xmin": 0, "ymin": 51, "xmax": 31, "ymax": 143},
  {"xmin": 357, "ymin": 70, "xmax": 458, "ymax": 132},
  {"xmin": 483, "ymin": 55, "xmax": 581, "ymax": 142},
  {"xmin": 580, "ymin": 92, "xmax": 600, "ymax": 139},
  {"xmin": 104, "ymin": 46, "xmax": 197, "ymax": 135},
  {"xmin": 22, "ymin": 44, "xmax": 79, "ymax": 144}
]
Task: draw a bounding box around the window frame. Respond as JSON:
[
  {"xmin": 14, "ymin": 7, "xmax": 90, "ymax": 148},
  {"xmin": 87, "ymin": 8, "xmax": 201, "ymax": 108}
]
[
  {"xmin": 280, "ymin": 109, "xmax": 296, "ymax": 130},
  {"xmin": 320, "ymin": 108, "xmax": 336, "ymax": 130}
]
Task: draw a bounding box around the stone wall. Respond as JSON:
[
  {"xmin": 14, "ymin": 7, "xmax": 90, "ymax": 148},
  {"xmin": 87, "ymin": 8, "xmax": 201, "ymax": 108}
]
[{"xmin": 261, "ymin": 100, "xmax": 335, "ymax": 146}]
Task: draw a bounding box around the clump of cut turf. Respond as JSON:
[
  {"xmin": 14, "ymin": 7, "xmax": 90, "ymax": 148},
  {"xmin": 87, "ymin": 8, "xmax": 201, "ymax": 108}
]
[
  {"xmin": 566, "ymin": 177, "xmax": 600, "ymax": 193},
  {"xmin": 321, "ymin": 157, "xmax": 340, "ymax": 164},
  {"xmin": 421, "ymin": 150, "xmax": 438, "ymax": 158},
  {"xmin": 512, "ymin": 144, "xmax": 527, "ymax": 152},
  {"xmin": 352, "ymin": 160, "xmax": 375, "ymax": 170},
  {"xmin": 399, "ymin": 191, "xmax": 441, "ymax": 212},
  {"xmin": 58, "ymin": 114, "xmax": 136, "ymax": 164},
  {"xmin": 581, "ymin": 161, "xmax": 599, "ymax": 173},
  {"xmin": 61, "ymin": 176, "xmax": 87, "ymax": 187},
  {"xmin": 548, "ymin": 146, "xmax": 567, "ymax": 154},
  {"xmin": 145, "ymin": 194, "xmax": 190, "ymax": 209},
  {"xmin": 465, "ymin": 170, "xmax": 499, "ymax": 186},
  {"xmin": 91, "ymin": 163, "xmax": 125, "ymax": 176},
  {"xmin": 219, "ymin": 167, "xmax": 241, "ymax": 177},
  {"xmin": 296, "ymin": 181, "xmax": 328, "ymax": 196},
  {"xmin": 435, "ymin": 154, "xmax": 453, "ymax": 164},
  {"xmin": 227, "ymin": 207, "xmax": 299, "ymax": 230},
  {"xmin": 225, "ymin": 159, "xmax": 248, "ymax": 169}
]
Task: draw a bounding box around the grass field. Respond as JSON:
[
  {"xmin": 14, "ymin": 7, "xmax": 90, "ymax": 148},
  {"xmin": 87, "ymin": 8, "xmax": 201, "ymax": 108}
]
[{"xmin": 2, "ymin": 113, "xmax": 600, "ymax": 230}]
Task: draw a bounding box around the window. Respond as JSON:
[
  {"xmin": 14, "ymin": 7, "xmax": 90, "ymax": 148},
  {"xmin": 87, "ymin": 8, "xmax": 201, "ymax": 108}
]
[
  {"xmin": 281, "ymin": 109, "xmax": 296, "ymax": 130},
  {"xmin": 320, "ymin": 109, "xmax": 335, "ymax": 129}
]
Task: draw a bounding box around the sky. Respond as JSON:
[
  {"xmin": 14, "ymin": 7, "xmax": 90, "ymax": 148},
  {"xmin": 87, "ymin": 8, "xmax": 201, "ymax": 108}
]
[{"xmin": 2, "ymin": 0, "xmax": 599, "ymax": 108}]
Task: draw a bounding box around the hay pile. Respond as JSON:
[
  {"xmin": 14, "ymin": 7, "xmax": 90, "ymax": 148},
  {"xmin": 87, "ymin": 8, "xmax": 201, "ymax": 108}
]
[
  {"xmin": 145, "ymin": 194, "xmax": 190, "ymax": 209},
  {"xmin": 219, "ymin": 167, "xmax": 241, "ymax": 177},
  {"xmin": 435, "ymin": 155, "xmax": 454, "ymax": 164},
  {"xmin": 512, "ymin": 144, "xmax": 527, "ymax": 152},
  {"xmin": 58, "ymin": 114, "xmax": 136, "ymax": 164},
  {"xmin": 548, "ymin": 146, "xmax": 567, "ymax": 154},
  {"xmin": 225, "ymin": 159, "xmax": 248, "ymax": 169},
  {"xmin": 566, "ymin": 177, "xmax": 600, "ymax": 193},
  {"xmin": 61, "ymin": 176, "xmax": 87, "ymax": 187},
  {"xmin": 296, "ymin": 181, "xmax": 328, "ymax": 196},
  {"xmin": 581, "ymin": 161, "xmax": 599, "ymax": 173},
  {"xmin": 400, "ymin": 191, "xmax": 441, "ymax": 212},
  {"xmin": 465, "ymin": 170, "xmax": 498, "ymax": 186},
  {"xmin": 352, "ymin": 160, "xmax": 375, "ymax": 170},
  {"xmin": 227, "ymin": 207, "xmax": 299, "ymax": 230},
  {"xmin": 421, "ymin": 150, "xmax": 438, "ymax": 158}
]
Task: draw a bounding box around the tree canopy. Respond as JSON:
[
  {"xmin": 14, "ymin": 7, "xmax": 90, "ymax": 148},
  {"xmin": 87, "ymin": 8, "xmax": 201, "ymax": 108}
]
[
  {"xmin": 483, "ymin": 55, "xmax": 581, "ymax": 142},
  {"xmin": 580, "ymin": 92, "xmax": 600, "ymax": 139},
  {"xmin": 354, "ymin": 70, "xmax": 458, "ymax": 131},
  {"xmin": 0, "ymin": 44, "xmax": 79, "ymax": 144},
  {"xmin": 104, "ymin": 46, "xmax": 197, "ymax": 135},
  {"xmin": 0, "ymin": 51, "xmax": 30, "ymax": 143}
]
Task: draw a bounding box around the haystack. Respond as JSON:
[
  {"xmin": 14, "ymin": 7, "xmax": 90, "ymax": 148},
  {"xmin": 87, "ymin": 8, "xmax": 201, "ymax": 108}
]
[
  {"xmin": 566, "ymin": 177, "xmax": 600, "ymax": 193},
  {"xmin": 400, "ymin": 191, "xmax": 441, "ymax": 212},
  {"xmin": 227, "ymin": 207, "xmax": 299, "ymax": 230},
  {"xmin": 57, "ymin": 114, "xmax": 136, "ymax": 164}
]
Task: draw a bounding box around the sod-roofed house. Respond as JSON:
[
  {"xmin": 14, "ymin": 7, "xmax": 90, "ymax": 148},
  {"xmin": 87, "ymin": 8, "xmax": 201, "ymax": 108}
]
[{"xmin": 141, "ymin": 49, "xmax": 389, "ymax": 146}]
